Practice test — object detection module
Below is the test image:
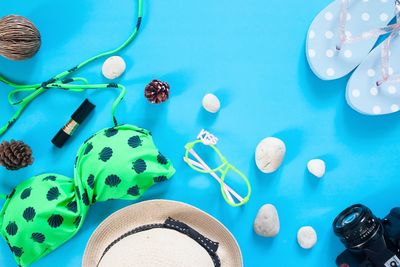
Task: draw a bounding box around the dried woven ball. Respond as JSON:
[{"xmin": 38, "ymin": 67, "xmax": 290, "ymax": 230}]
[{"xmin": 0, "ymin": 15, "xmax": 41, "ymax": 61}]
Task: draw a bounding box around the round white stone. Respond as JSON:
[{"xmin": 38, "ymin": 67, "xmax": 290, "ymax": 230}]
[
  {"xmin": 361, "ymin": 13, "xmax": 370, "ymax": 21},
  {"xmin": 325, "ymin": 31, "xmax": 334, "ymax": 39},
  {"xmin": 255, "ymin": 137, "xmax": 286, "ymax": 173},
  {"xmin": 367, "ymin": 69, "xmax": 376, "ymax": 77},
  {"xmin": 253, "ymin": 204, "xmax": 280, "ymax": 237},
  {"xmin": 373, "ymin": 105, "xmax": 382, "ymax": 114},
  {"xmin": 308, "ymin": 49, "xmax": 316, "ymax": 58},
  {"xmin": 326, "ymin": 49, "xmax": 334, "ymax": 58},
  {"xmin": 391, "ymin": 104, "xmax": 399, "ymax": 112},
  {"xmin": 297, "ymin": 226, "xmax": 317, "ymax": 249},
  {"xmin": 370, "ymin": 87, "xmax": 378, "ymax": 96},
  {"xmin": 326, "ymin": 68, "xmax": 335, "ymax": 77},
  {"xmin": 102, "ymin": 56, "xmax": 126, "ymax": 80},
  {"xmin": 202, "ymin": 93, "xmax": 221, "ymax": 113},
  {"xmin": 388, "ymin": 85, "xmax": 397, "ymax": 94},
  {"xmin": 352, "ymin": 89, "xmax": 360, "ymax": 98},
  {"xmin": 307, "ymin": 159, "xmax": 326, "ymax": 178},
  {"xmin": 344, "ymin": 50, "xmax": 352, "ymax": 58},
  {"xmin": 380, "ymin": 13, "xmax": 389, "ymax": 21},
  {"xmin": 325, "ymin": 12, "xmax": 333, "ymax": 21}
]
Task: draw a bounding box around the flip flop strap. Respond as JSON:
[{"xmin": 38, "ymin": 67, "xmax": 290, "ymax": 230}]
[
  {"xmin": 337, "ymin": 0, "xmax": 400, "ymax": 50},
  {"xmin": 376, "ymin": 0, "xmax": 400, "ymax": 86},
  {"xmin": 0, "ymin": 0, "xmax": 143, "ymax": 136}
]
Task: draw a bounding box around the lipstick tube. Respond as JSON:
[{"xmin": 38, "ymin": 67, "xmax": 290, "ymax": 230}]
[{"xmin": 52, "ymin": 99, "xmax": 95, "ymax": 148}]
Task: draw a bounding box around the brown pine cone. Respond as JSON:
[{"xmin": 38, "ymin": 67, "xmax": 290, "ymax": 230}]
[
  {"xmin": 144, "ymin": 80, "xmax": 170, "ymax": 104},
  {"xmin": 0, "ymin": 140, "xmax": 33, "ymax": 170}
]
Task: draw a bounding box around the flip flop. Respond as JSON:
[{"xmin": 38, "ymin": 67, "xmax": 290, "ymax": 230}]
[
  {"xmin": 346, "ymin": 2, "xmax": 400, "ymax": 115},
  {"xmin": 307, "ymin": 0, "xmax": 394, "ymax": 80}
]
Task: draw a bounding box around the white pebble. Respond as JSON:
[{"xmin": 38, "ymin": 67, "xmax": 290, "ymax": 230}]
[
  {"xmin": 255, "ymin": 137, "xmax": 286, "ymax": 173},
  {"xmin": 102, "ymin": 56, "xmax": 126, "ymax": 80},
  {"xmin": 253, "ymin": 204, "xmax": 280, "ymax": 237},
  {"xmin": 297, "ymin": 226, "xmax": 317, "ymax": 249},
  {"xmin": 307, "ymin": 159, "xmax": 326, "ymax": 178},
  {"xmin": 202, "ymin": 93, "xmax": 220, "ymax": 113}
]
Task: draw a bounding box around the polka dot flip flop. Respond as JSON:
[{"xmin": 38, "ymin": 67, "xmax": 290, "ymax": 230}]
[
  {"xmin": 307, "ymin": 0, "xmax": 394, "ymax": 80},
  {"xmin": 347, "ymin": 3, "xmax": 400, "ymax": 115}
]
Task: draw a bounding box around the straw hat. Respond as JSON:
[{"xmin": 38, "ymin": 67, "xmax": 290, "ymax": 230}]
[{"xmin": 82, "ymin": 200, "xmax": 243, "ymax": 267}]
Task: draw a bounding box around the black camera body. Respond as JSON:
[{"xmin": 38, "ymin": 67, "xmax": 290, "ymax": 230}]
[{"xmin": 334, "ymin": 204, "xmax": 400, "ymax": 267}]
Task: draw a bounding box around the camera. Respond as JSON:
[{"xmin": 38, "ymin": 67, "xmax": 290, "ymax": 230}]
[{"xmin": 333, "ymin": 204, "xmax": 400, "ymax": 267}]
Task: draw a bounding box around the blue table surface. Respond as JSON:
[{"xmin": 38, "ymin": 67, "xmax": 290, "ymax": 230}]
[{"xmin": 1, "ymin": 0, "xmax": 400, "ymax": 266}]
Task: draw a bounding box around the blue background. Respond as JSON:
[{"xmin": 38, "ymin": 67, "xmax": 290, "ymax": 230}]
[{"xmin": 1, "ymin": 0, "xmax": 400, "ymax": 266}]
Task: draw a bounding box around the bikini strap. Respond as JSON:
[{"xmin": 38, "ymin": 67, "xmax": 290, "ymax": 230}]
[{"xmin": 0, "ymin": 0, "xmax": 144, "ymax": 136}]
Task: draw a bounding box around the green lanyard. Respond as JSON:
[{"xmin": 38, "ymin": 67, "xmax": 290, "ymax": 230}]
[{"xmin": 0, "ymin": 0, "xmax": 143, "ymax": 136}]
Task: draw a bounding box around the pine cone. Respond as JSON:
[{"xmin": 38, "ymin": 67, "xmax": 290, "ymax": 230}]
[
  {"xmin": 0, "ymin": 140, "xmax": 33, "ymax": 170},
  {"xmin": 144, "ymin": 80, "xmax": 170, "ymax": 104}
]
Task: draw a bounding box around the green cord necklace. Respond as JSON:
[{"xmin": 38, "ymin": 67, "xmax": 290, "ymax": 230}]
[{"xmin": 0, "ymin": 0, "xmax": 143, "ymax": 136}]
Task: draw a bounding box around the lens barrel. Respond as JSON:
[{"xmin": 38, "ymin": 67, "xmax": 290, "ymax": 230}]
[{"xmin": 333, "ymin": 204, "xmax": 382, "ymax": 249}]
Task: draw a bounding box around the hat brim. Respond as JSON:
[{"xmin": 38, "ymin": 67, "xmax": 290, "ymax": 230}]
[{"xmin": 82, "ymin": 199, "xmax": 243, "ymax": 267}]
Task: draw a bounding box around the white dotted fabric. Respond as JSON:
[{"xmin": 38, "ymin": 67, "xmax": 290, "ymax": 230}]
[
  {"xmin": 307, "ymin": 0, "xmax": 394, "ymax": 80},
  {"xmin": 346, "ymin": 33, "xmax": 400, "ymax": 115}
]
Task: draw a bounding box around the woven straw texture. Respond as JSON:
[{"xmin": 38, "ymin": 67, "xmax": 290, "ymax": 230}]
[{"xmin": 82, "ymin": 200, "xmax": 242, "ymax": 267}]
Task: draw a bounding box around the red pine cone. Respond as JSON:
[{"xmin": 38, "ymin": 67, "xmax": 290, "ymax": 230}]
[
  {"xmin": 144, "ymin": 80, "xmax": 170, "ymax": 104},
  {"xmin": 0, "ymin": 140, "xmax": 34, "ymax": 170}
]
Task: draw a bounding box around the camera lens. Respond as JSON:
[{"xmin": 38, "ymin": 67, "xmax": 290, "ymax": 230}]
[{"xmin": 333, "ymin": 204, "xmax": 381, "ymax": 249}]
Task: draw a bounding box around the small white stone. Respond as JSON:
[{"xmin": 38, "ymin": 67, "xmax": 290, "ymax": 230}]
[
  {"xmin": 255, "ymin": 137, "xmax": 286, "ymax": 173},
  {"xmin": 202, "ymin": 93, "xmax": 221, "ymax": 113},
  {"xmin": 253, "ymin": 204, "xmax": 280, "ymax": 237},
  {"xmin": 102, "ymin": 56, "xmax": 126, "ymax": 80},
  {"xmin": 307, "ymin": 159, "xmax": 326, "ymax": 178},
  {"xmin": 297, "ymin": 226, "xmax": 317, "ymax": 249}
]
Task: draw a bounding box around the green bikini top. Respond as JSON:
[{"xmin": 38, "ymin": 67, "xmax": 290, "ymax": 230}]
[{"xmin": 0, "ymin": 124, "xmax": 175, "ymax": 267}]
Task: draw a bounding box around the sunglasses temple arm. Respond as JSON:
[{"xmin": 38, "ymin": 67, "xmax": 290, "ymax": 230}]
[
  {"xmin": 184, "ymin": 157, "xmax": 236, "ymax": 203},
  {"xmin": 184, "ymin": 158, "xmax": 238, "ymax": 203},
  {"xmin": 184, "ymin": 152, "xmax": 244, "ymax": 202}
]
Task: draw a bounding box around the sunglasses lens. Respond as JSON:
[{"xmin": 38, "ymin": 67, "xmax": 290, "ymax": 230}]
[
  {"xmin": 221, "ymin": 167, "xmax": 248, "ymax": 205},
  {"xmin": 188, "ymin": 144, "xmax": 225, "ymax": 171}
]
